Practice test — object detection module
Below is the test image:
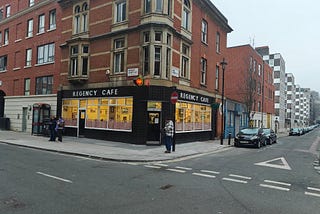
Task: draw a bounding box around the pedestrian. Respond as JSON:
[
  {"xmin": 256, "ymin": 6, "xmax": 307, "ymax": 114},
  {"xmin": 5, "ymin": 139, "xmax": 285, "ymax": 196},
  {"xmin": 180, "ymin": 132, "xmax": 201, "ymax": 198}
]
[
  {"xmin": 56, "ymin": 116, "xmax": 65, "ymax": 142},
  {"xmin": 48, "ymin": 116, "xmax": 57, "ymax": 141},
  {"xmin": 163, "ymin": 117, "xmax": 174, "ymax": 153}
]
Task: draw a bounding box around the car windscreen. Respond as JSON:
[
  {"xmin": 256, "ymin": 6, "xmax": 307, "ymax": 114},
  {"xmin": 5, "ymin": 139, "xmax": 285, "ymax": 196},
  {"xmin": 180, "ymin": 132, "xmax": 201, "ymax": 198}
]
[
  {"xmin": 239, "ymin": 128, "xmax": 259, "ymax": 135},
  {"xmin": 263, "ymin": 129, "xmax": 270, "ymax": 134}
]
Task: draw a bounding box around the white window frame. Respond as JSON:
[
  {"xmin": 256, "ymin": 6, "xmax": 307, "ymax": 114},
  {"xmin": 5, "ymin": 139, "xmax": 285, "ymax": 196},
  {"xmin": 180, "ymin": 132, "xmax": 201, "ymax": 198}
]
[
  {"xmin": 4, "ymin": 29, "xmax": 9, "ymax": 45},
  {"xmin": 200, "ymin": 58, "xmax": 207, "ymax": 85},
  {"xmin": 29, "ymin": 0, "xmax": 35, "ymax": 7},
  {"xmin": 115, "ymin": 1, "xmax": 126, "ymax": 23},
  {"xmin": 37, "ymin": 43, "xmax": 55, "ymax": 64},
  {"xmin": 201, "ymin": 20, "xmax": 207, "ymax": 43},
  {"xmin": 181, "ymin": 44, "xmax": 190, "ymax": 79},
  {"xmin": 49, "ymin": 10, "xmax": 56, "ymax": 30},
  {"xmin": 38, "ymin": 14, "xmax": 45, "ymax": 34},
  {"xmin": 27, "ymin": 19, "xmax": 33, "ymax": 37},
  {"xmin": 5, "ymin": 5, "xmax": 10, "ymax": 18},
  {"xmin": 182, "ymin": 0, "xmax": 191, "ymax": 30},
  {"xmin": 26, "ymin": 48, "xmax": 32, "ymax": 67},
  {"xmin": 113, "ymin": 38, "xmax": 125, "ymax": 74}
]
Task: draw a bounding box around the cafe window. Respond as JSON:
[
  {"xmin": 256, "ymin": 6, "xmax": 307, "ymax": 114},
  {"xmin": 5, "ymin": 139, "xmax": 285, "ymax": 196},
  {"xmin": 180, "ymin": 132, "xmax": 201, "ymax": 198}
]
[{"xmin": 175, "ymin": 101, "xmax": 211, "ymax": 132}]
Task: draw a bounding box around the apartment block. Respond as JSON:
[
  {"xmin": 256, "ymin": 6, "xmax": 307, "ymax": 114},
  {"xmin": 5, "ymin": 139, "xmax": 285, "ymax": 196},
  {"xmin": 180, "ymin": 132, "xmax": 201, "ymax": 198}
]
[{"xmin": 285, "ymin": 73, "xmax": 296, "ymax": 129}]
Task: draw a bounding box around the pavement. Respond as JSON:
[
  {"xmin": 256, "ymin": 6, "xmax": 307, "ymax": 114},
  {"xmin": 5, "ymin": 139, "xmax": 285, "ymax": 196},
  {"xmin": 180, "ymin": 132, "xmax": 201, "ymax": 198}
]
[{"xmin": 0, "ymin": 130, "xmax": 234, "ymax": 162}]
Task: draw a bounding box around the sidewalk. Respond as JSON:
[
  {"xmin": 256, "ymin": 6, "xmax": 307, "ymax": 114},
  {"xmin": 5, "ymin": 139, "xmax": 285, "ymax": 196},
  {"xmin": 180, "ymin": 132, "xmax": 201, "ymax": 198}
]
[{"xmin": 0, "ymin": 130, "xmax": 232, "ymax": 162}]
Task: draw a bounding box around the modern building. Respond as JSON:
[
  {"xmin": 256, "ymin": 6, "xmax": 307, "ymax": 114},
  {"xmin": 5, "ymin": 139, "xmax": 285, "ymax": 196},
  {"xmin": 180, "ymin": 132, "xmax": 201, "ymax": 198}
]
[
  {"xmin": 256, "ymin": 46, "xmax": 286, "ymax": 133},
  {"xmin": 285, "ymin": 73, "xmax": 296, "ymax": 129},
  {"xmin": 295, "ymin": 86, "xmax": 311, "ymax": 127},
  {"xmin": 310, "ymin": 91, "xmax": 320, "ymax": 124},
  {"xmin": 225, "ymin": 44, "xmax": 275, "ymax": 136}
]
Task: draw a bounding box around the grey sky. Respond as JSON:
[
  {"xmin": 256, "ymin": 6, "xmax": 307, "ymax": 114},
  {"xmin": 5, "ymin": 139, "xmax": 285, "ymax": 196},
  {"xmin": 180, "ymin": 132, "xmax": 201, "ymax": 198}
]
[{"xmin": 211, "ymin": 0, "xmax": 320, "ymax": 93}]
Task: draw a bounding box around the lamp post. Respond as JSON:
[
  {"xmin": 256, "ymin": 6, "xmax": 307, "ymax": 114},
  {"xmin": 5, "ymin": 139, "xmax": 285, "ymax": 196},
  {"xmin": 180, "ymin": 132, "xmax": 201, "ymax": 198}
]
[{"xmin": 220, "ymin": 58, "xmax": 227, "ymax": 145}]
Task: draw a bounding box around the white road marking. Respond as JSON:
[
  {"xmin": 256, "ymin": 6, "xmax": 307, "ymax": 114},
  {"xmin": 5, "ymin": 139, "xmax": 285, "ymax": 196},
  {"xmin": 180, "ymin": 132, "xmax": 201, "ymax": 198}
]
[
  {"xmin": 229, "ymin": 174, "xmax": 252, "ymax": 180},
  {"xmin": 200, "ymin": 170, "xmax": 220, "ymax": 175},
  {"xmin": 153, "ymin": 163, "xmax": 168, "ymax": 167},
  {"xmin": 222, "ymin": 177, "xmax": 248, "ymax": 184},
  {"xmin": 192, "ymin": 173, "xmax": 216, "ymax": 178},
  {"xmin": 175, "ymin": 166, "xmax": 192, "ymax": 170},
  {"xmin": 264, "ymin": 180, "xmax": 291, "ymax": 187},
  {"xmin": 36, "ymin": 172, "xmax": 73, "ymax": 183},
  {"xmin": 166, "ymin": 168, "xmax": 186, "ymax": 173},
  {"xmin": 307, "ymin": 187, "xmax": 320, "ymax": 192},
  {"xmin": 305, "ymin": 192, "xmax": 320, "ymax": 197},
  {"xmin": 144, "ymin": 165, "xmax": 161, "ymax": 169},
  {"xmin": 259, "ymin": 184, "xmax": 290, "ymax": 191},
  {"xmin": 254, "ymin": 157, "xmax": 292, "ymax": 170}
]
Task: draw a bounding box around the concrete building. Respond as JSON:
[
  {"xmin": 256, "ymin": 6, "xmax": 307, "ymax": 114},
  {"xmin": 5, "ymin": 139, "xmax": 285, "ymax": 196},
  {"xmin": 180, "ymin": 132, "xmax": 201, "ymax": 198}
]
[
  {"xmin": 285, "ymin": 73, "xmax": 296, "ymax": 129},
  {"xmin": 256, "ymin": 46, "xmax": 286, "ymax": 133},
  {"xmin": 295, "ymin": 86, "xmax": 311, "ymax": 127},
  {"xmin": 310, "ymin": 91, "xmax": 320, "ymax": 124}
]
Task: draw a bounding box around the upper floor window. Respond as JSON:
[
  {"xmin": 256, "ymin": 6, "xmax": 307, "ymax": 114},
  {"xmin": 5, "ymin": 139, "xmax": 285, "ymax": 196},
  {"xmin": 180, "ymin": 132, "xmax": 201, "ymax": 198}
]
[
  {"xmin": 0, "ymin": 31, "xmax": 2, "ymax": 46},
  {"xmin": 24, "ymin": 78, "xmax": 30, "ymax": 95},
  {"xmin": 201, "ymin": 20, "xmax": 207, "ymax": 44},
  {"xmin": 144, "ymin": 0, "xmax": 151, "ymax": 13},
  {"xmin": 0, "ymin": 9, "xmax": 3, "ymax": 21},
  {"xmin": 216, "ymin": 32, "xmax": 220, "ymax": 53},
  {"xmin": 70, "ymin": 44, "xmax": 89, "ymax": 77},
  {"xmin": 27, "ymin": 19, "xmax": 33, "ymax": 37},
  {"xmin": 182, "ymin": 0, "xmax": 191, "ymax": 30},
  {"xmin": 155, "ymin": 0, "xmax": 163, "ymax": 12},
  {"xmin": 29, "ymin": 0, "xmax": 35, "ymax": 7},
  {"xmin": 181, "ymin": 44, "xmax": 190, "ymax": 78},
  {"xmin": 37, "ymin": 43, "xmax": 55, "ymax": 64},
  {"xmin": 5, "ymin": 5, "xmax": 11, "ymax": 18},
  {"xmin": 154, "ymin": 46, "xmax": 161, "ymax": 76},
  {"xmin": 49, "ymin": 10, "xmax": 56, "ymax": 30},
  {"xmin": 215, "ymin": 66, "xmax": 219, "ymax": 90},
  {"xmin": 73, "ymin": 2, "xmax": 89, "ymax": 34},
  {"xmin": 0, "ymin": 55, "xmax": 7, "ymax": 71},
  {"xmin": 115, "ymin": 1, "xmax": 126, "ymax": 23},
  {"xmin": 113, "ymin": 38, "xmax": 125, "ymax": 74},
  {"xmin": 36, "ymin": 76, "xmax": 53, "ymax": 95},
  {"xmin": 258, "ymin": 64, "xmax": 261, "ymax": 76},
  {"xmin": 200, "ymin": 58, "xmax": 207, "ymax": 85},
  {"xmin": 26, "ymin": 48, "xmax": 32, "ymax": 67},
  {"xmin": 38, "ymin": 14, "xmax": 45, "ymax": 34},
  {"xmin": 4, "ymin": 29, "xmax": 9, "ymax": 45}
]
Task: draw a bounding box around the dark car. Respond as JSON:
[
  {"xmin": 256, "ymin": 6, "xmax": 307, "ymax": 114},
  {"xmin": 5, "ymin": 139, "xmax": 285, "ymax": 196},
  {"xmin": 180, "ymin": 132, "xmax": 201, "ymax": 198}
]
[
  {"xmin": 234, "ymin": 128, "xmax": 266, "ymax": 148},
  {"xmin": 289, "ymin": 128, "xmax": 302, "ymax": 136},
  {"xmin": 262, "ymin": 128, "xmax": 277, "ymax": 145}
]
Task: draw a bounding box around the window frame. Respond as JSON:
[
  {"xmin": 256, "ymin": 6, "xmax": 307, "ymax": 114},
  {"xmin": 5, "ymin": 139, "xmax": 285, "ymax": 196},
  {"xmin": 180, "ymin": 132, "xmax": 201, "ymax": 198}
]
[
  {"xmin": 38, "ymin": 14, "xmax": 45, "ymax": 34},
  {"xmin": 200, "ymin": 58, "xmax": 207, "ymax": 85},
  {"xmin": 49, "ymin": 9, "xmax": 56, "ymax": 30},
  {"xmin": 35, "ymin": 76, "xmax": 53, "ymax": 95},
  {"xmin": 201, "ymin": 19, "xmax": 208, "ymax": 44},
  {"xmin": 115, "ymin": 0, "xmax": 127, "ymax": 23},
  {"xmin": 37, "ymin": 43, "xmax": 55, "ymax": 64},
  {"xmin": 24, "ymin": 78, "xmax": 31, "ymax": 95},
  {"xmin": 113, "ymin": 38, "xmax": 125, "ymax": 74},
  {"xmin": 26, "ymin": 48, "xmax": 32, "ymax": 67},
  {"xmin": 27, "ymin": 19, "xmax": 33, "ymax": 37},
  {"xmin": 180, "ymin": 44, "xmax": 190, "ymax": 79}
]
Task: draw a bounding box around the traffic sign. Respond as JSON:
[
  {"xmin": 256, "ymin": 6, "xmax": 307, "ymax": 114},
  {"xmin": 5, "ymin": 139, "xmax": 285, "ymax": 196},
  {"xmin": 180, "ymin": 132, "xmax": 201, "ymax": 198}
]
[{"xmin": 170, "ymin": 91, "xmax": 178, "ymax": 104}]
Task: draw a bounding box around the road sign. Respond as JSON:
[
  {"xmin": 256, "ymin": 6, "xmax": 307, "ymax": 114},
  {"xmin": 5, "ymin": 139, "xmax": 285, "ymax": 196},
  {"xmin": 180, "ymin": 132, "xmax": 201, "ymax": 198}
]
[{"xmin": 170, "ymin": 91, "xmax": 178, "ymax": 104}]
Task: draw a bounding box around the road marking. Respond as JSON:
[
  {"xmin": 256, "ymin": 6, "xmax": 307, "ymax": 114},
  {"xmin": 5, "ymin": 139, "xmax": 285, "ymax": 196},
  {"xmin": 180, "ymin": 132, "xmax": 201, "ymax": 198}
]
[
  {"xmin": 144, "ymin": 165, "xmax": 161, "ymax": 169},
  {"xmin": 264, "ymin": 180, "xmax": 291, "ymax": 187},
  {"xmin": 153, "ymin": 163, "xmax": 168, "ymax": 167},
  {"xmin": 307, "ymin": 187, "xmax": 320, "ymax": 192},
  {"xmin": 259, "ymin": 184, "xmax": 290, "ymax": 191},
  {"xmin": 200, "ymin": 170, "xmax": 220, "ymax": 175},
  {"xmin": 36, "ymin": 172, "xmax": 73, "ymax": 183},
  {"xmin": 166, "ymin": 168, "xmax": 186, "ymax": 173},
  {"xmin": 254, "ymin": 157, "xmax": 292, "ymax": 170},
  {"xmin": 175, "ymin": 166, "xmax": 192, "ymax": 170},
  {"xmin": 222, "ymin": 177, "xmax": 248, "ymax": 184},
  {"xmin": 192, "ymin": 173, "xmax": 216, "ymax": 178},
  {"xmin": 305, "ymin": 192, "xmax": 320, "ymax": 197},
  {"xmin": 229, "ymin": 174, "xmax": 252, "ymax": 180}
]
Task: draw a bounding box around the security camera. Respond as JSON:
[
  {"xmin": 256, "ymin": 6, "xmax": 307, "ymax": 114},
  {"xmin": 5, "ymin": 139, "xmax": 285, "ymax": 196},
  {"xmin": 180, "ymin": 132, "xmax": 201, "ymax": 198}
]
[{"xmin": 106, "ymin": 69, "xmax": 110, "ymax": 75}]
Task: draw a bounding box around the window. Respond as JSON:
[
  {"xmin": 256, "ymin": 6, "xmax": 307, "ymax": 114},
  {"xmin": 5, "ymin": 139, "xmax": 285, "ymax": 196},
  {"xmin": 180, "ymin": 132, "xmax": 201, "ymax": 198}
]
[
  {"xmin": 216, "ymin": 32, "xmax": 220, "ymax": 53},
  {"xmin": 182, "ymin": 0, "xmax": 191, "ymax": 30},
  {"xmin": 0, "ymin": 55, "xmax": 7, "ymax": 71},
  {"xmin": 27, "ymin": 19, "xmax": 33, "ymax": 37},
  {"xmin": 155, "ymin": 0, "xmax": 163, "ymax": 12},
  {"xmin": 115, "ymin": 1, "xmax": 126, "ymax": 23},
  {"xmin": 181, "ymin": 44, "xmax": 190, "ymax": 78},
  {"xmin": 113, "ymin": 38, "xmax": 125, "ymax": 74},
  {"xmin": 142, "ymin": 46, "xmax": 150, "ymax": 76},
  {"xmin": 29, "ymin": 0, "xmax": 35, "ymax": 7},
  {"xmin": 0, "ymin": 9, "xmax": 3, "ymax": 21},
  {"xmin": 49, "ymin": 10, "xmax": 56, "ymax": 30},
  {"xmin": 155, "ymin": 31, "xmax": 162, "ymax": 42},
  {"xmin": 38, "ymin": 14, "xmax": 45, "ymax": 34},
  {"xmin": 37, "ymin": 43, "xmax": 55, "ymax": 64},
  {"xmin": 24, "ymin": 78, "xmax": 30, "ymax": 95},
  {"xmin": 167, "ymin": 0, "xmax": 172, "ymax": 16},
  {"xmin": 258, "ymin": 64, "xmax": 261, "ymax": 76},
  {"xmin": 144, "ymin": 0, "xmax": 151, "ymax": 13},
  {"xmin": 0, "ymin": 31, "xmax": 2, "ymax": 46},
  {"xmin": 6, "ymin": 5, "xmax": 11, "ymax": 18},
  {"xmin": 154, "ymin": 46, "xmax": 161, "ymax": 75},
  {"xmin": 36, "ymin": 76, "xmax": 53, "ymax": 95},
  {"xmin": 200, "ymin": 58, "xmax": 207, "ymax": 85},
  {"xmin": 70, "ymin": 44, "xmax": 89, "ymax": 77},
  {"xmin": 73, "ymin": 2, "xmax": 89, "ymax": 34},
  {"xmin": 253, "ymin": 60, "xmax": 256, "ymax": 72},
  {"xmin": 26, "ymin": 49, "xmax": 32, "ymax": 67},
  {"xmin": 201, "ymin": 20, "xmax": 207, "ymax": 43},
  {"xmin": 70, "ymin": 45, "xmax": 79, "ymax": 76},
  {"xmin": 215, "ymin": 66, "xmax": 219, "ymax": 90},
  {"xmin": 4, "ymin": 29, "xmax": 9, "ymax": 45}
]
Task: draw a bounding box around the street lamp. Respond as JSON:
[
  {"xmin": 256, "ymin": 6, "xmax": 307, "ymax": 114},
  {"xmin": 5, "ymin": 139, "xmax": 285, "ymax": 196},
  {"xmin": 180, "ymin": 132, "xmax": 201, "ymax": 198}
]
[{"xmin": 220, "ymin": 58, "xmax": 227, "ymax": 145}]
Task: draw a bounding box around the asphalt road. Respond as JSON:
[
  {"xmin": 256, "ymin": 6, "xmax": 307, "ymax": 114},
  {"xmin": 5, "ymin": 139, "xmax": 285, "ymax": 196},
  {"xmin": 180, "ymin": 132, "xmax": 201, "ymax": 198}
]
[{"xmin": 1, "ymin": 129, "xmax": 319, "ymax": 214}]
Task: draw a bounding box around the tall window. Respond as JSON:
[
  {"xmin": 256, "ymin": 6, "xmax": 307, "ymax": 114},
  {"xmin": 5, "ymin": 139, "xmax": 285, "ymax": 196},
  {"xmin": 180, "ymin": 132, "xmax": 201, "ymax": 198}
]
[
  {"xmin": 29, "ymin": 0, "xmax": 35, "ymax": 7},
  {"xmin": 5, "ymin": 5, "xmax": 11, "ymax": 18},
  {"xmin": 181, "ymin": 44, "xmax": 190, "ymax": 78},
  {"xmin": 36, "ymin": 76, "xmax": 53, "ymax": 95},
  {"xmin": 216, "ymin": 32, "xmax": 220, "ymax": 53},
  {"xmin": 113, "ymin": 38, "xmax": 125, "ymax": 74},
  {"xmin": 38, "ymin": 14, "xmax": 45, "ymax": 34},
  {"xmin": 144, "ymin": 0, "xmax": 151, "ymax": 13},
  {"xmin": 0, "ymin": 31, "xmax": 2, "ymax": 46},
  {"xmin": 27, "ymin": 19, "xmax": 33, "ymax": 37},
  {"xmin": 24, "ymin": 78, "xmax": 30, "ymax": 95},
  {"xmin": 142, "ymin": 32, "xmax": 150, "ymax": 75},
  {"xmin": 49, "ymin": 10, "xmax": 56, "ymax": 30},
  {"xmin": 26, "ymin": 48, "xmax": 32, "ymax": 67},
  {"xmin": 201, "ymin": 20, "xmax": 208, "ymax": 43},
  {"xmin": 0, "ymin": 55, "xmax": 7, "ymax": 71},
  {"xmin": 115, "ymin": 1, "xmax": 126, "ymax": 23},
  {"xmin": 182, "ymin": 0, "xmax": 191, "ymax": 30},
  {"xmin": 215, "ymin": 66, "xmax": 219, "ymax": 90},
  {"xmin": 165, "ymin": 34, "xmax": 171, "ymax": 79},
  {"xmin": 4, "ymin": 29, "xmax": 9, "ymax": 45},
  {"xmin": 73, "ymin": 2, "xmax": 89, "ymax": 34},
  {"xmin": 154, "ymin": 46, "xmax": 161, "ymax": 76},
  {"xmin": 37, "ymin": 43, "xmax": 55, "ymax": 64},
  {"xmin": 70, "ymin": 44, "xmax": 89, "ymax": 77},
  {"xmin": 200, "ymin": 58, "xmax": 207, "ymax": 85},
  {"xmin": 155, "ymin": 0, "xmax": 163, "ymax": 12},
  {"xmin": 70, "ymin": 45, "xmax": 79, "ymax": 76}
]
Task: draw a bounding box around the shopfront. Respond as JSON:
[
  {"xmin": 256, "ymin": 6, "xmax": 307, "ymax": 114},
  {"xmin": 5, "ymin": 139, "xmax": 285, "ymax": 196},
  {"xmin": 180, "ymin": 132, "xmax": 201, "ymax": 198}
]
[{"xmin": 58, "ymin": 86, "xmax": 216, "ymax": 144}]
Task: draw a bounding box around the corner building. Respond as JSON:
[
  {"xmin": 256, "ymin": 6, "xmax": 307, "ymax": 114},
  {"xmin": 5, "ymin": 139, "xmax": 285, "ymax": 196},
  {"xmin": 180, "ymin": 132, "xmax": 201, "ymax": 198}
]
[{"xmin": 58, "ymin": 0, "xmax": 232, "ymax": 144}]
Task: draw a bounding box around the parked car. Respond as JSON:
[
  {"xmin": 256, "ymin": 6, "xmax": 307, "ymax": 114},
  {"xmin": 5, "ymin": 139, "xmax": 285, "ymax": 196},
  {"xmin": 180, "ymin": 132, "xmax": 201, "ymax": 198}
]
[
  {"xmin": 234, "ymin": 128, "xmax": 266, "ymax": 148},
  {"xmin": 262, "ymin": 128, "xmax": 277, "ymax": 145},
  {"xmin": 289, "ymin": 128, "xmax": 302, "ymax": 136}
]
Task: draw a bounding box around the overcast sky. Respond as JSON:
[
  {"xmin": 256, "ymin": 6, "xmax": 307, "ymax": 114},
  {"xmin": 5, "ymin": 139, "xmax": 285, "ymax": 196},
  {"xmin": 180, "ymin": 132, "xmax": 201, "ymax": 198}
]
[{"xmin": 211, "ymin": 0, "xmax": 320, "ymax": 93}]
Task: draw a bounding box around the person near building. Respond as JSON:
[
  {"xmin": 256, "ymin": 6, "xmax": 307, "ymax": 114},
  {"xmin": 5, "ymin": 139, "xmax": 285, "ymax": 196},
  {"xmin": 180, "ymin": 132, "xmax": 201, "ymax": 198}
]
[
  {"xmin": 163, "ymin": 118, "xmax": 174, "ymax": 153},
  {"xmin": 55, "ymin": 116, "xmax": 65, "ymax": 142},
  {"xmin": 48, "ymin": 116, "xmax": 57, "ymax": 141}
]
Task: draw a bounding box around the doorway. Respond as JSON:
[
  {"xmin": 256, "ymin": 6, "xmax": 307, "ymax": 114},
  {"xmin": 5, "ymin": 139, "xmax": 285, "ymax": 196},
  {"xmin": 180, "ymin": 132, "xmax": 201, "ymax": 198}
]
[
  {"xmin": 78, "ymin": 109, "xmax": 86, "ymax": 137},
  {"xmin": 147, "ymin": 112, "xmax": 161, "ymax": 143}
]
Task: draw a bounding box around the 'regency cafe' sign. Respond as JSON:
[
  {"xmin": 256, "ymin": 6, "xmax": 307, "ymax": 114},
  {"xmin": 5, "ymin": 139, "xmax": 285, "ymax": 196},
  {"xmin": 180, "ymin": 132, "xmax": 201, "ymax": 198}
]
[
  {"xmin": 177, "ymin": 90, "xmax": 212, "ymax": 104},
  {"xmin": 63, "ymin": 87, "xmax": 125, "ymax": 98}
]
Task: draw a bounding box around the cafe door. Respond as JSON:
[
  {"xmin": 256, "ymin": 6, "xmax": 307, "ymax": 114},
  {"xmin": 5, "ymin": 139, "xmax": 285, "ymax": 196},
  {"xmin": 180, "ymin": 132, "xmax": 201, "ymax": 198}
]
[
  {"xmin": 78, "ymin": 109, "xmax": 86, "ymax": 137},
  {"xmin": 147, "ymin": 112, "xmax": 161, "ymax": 143}
]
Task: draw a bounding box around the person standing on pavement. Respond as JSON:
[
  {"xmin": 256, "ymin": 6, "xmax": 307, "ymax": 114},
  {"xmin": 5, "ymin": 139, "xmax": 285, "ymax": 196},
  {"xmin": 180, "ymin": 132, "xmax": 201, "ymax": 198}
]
[
  {"xmin": 55, "ymin": 116, "xmax": 65, "ymax": 142},
  {"xmin": 163, "ymin": 118, "xmax": 174, "ymax": 153},
  {"xmin": 48, "ymin": 116, "xmax": 57, "ymax": 141}
]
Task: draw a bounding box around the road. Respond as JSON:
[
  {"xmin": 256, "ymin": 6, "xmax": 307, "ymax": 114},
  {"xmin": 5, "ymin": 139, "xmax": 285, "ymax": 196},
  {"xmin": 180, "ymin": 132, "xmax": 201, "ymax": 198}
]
[{"xmin": 1, "ymin": 130, "xmax": 319, "ymax": 214}]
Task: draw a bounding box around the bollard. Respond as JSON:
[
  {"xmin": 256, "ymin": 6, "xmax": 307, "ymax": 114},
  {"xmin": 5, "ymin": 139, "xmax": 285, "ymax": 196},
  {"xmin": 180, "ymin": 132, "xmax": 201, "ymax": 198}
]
[{"xmin": 228, "ymin": 132, "xmax": 231, "ymax": 145}]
